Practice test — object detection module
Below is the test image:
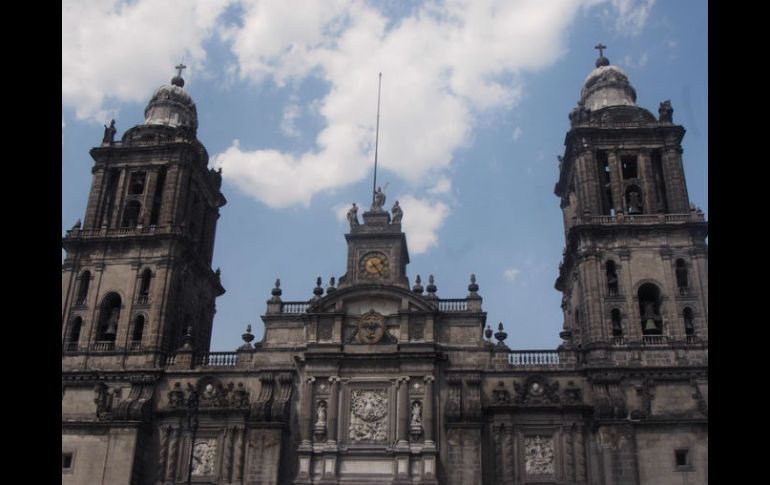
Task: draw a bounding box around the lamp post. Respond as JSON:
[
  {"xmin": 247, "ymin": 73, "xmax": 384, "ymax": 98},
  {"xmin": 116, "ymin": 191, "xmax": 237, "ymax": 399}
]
[{"xmin": 184, "ymin": 384, "xmax": 200, "ymax": 485}]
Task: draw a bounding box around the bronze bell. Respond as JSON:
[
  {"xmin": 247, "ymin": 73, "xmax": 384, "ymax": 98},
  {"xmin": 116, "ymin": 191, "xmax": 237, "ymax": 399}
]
[
  {"xmin": 104, "ymin": 309, "xmax": 119, "ymax": 336},
  {"xmin": 643, "ymin": 318, "xmax": 658, "ymax": 332}
]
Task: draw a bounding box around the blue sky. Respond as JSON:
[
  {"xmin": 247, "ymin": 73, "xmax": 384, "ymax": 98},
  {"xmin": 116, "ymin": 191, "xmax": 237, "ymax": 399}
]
[{"xmin": 62, "ymin": 0, "xmax": 707, "ymax": 351}]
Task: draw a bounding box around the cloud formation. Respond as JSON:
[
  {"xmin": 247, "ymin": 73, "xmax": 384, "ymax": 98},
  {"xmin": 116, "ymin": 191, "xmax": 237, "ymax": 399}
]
[
  {"xmin": 62, "ymin": 0, "xmax": 230, "ymax": 121},
  {"xmin": 504, "ymin": 268, "xmax": 521, "ymax": 282}
]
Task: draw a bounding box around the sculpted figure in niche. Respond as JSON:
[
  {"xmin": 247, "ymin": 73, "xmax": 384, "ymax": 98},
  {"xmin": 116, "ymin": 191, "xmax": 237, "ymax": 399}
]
[
  {"xmin": 315, "ymin": 400, "xmax": 327, "ymax": 426},
  {"xmin": 411, "ymin": 400, "xmax": 422, "ymax": 425}
]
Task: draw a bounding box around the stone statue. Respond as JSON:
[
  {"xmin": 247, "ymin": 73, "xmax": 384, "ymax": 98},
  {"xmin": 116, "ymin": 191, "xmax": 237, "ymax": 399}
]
[
  {"xmin": 102, "ymin": 119, "xmax": 116, "ymax": 145},
  {"xmin": 411, "ymin": 400, "xmax": 422, "ymax": 425},
  {"xmin": 373, "ymin": 186, "xmax": 386, "ymax": 211},
  {"xmin": 391, "ymin": 200, "xmax": 403, "ymax": 224},
  {"xmin": 658, "ymin": 99, "xmax": 673, "ymax": 123},
  {"xmin": 315, "ymin": 401, "xmax": 327, "ymax": 426},
  {"xmin": 347, "ymin": 203, "xmax": 359, "ymax": 228}
]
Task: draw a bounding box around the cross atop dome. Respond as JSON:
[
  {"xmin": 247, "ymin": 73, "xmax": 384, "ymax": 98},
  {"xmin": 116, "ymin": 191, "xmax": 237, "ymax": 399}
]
[
  {"xmin": 171, "ymin": 63, "xmax": 187, "ymax": 87},
  {"xmin": 594, "ymin": 43, "xmax": 610, "ymax": 67}
]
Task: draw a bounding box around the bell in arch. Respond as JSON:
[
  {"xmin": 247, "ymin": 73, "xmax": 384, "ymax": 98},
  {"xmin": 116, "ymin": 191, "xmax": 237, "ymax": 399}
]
[
  {"xmin": 644, "ymin": 318, "xmax": 658, "ymax": 332},
  {"xmin": 104, "ymin": 308, "xmax": 119, "ymax": 337}
]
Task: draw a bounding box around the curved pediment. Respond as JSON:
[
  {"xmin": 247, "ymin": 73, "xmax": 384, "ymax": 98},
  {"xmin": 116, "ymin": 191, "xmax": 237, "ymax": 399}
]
[{"xmin": 307, "ymin": 284, "xmax": 438, "ymax": 315}]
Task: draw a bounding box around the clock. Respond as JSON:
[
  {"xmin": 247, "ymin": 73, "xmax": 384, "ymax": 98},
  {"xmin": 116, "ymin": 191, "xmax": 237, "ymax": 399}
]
[{"xmin": 360, "ymin": 252, "xmax": 389, "ymax": 279}]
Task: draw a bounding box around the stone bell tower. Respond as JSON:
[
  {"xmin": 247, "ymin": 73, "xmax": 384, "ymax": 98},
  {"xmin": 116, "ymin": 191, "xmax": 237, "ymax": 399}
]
[
  {"xmin": 61, "ymin": 66, "xmax": 226, "ymax": 369},
  {"xmin": 553, "ymin": 46, "xmax": 708, "ymax": 358}
]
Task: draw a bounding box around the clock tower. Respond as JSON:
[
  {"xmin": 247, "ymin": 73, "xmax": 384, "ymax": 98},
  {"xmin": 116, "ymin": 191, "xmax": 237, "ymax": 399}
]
[{"xmin": 338, "ymin": 197, "xmax": 410, "ymax": 289}]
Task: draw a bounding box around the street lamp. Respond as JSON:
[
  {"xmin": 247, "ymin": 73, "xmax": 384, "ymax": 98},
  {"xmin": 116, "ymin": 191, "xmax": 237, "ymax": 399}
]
[{"xmin": 184, "ymin": 384, "xmax": 200, "ymax": 485}]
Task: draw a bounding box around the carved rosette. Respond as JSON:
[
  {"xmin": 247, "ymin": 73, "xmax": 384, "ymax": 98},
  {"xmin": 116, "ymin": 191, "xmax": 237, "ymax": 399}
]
[
  {"xmin": 524, "ymin": 436, "xmax": 555, "ymax": 476},
  {"xmin": 348, "ymin": 389, "xmax": 388, "ymax": 442}
]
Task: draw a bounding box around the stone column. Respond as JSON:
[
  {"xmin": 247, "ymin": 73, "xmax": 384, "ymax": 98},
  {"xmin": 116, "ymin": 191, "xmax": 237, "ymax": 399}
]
[
  {"xmin": 608, "ymin": 151, "xmax": 624, "ymax": 215},
  {"xmin": 296, "ymin": 376, "xmax": 315, "ymax": 484},
  {"xmin": 327, "ymin": 377, "xmax": 340, "ymax": 444},
  {"xmin": 397, "ymin": 376, "xmax": 410, "ymax": 447},
  {"xmin": 300, "ymin": 377, "xmax": 315, "ymax": 445},
  {"xmin": 423, "ymin": 376, "xmax": 435, "ymax": 445},
  {"xmin": 158, "ymin": 424, "xmax": 170, "ymax": 483},
  {"xmin": 165, "ymin": 426, "xmax": 179, "ymax": 482},
  {"xmin": 638, "ymin": 149, "xmax": 655, "ymax": 214},
  {"xmin": 422, "ymin": 375, "xmax": 438, "ymax": 483},
  {"xmin": 233, "ymin": 427, "xmax": 244, "ymax": 481}
]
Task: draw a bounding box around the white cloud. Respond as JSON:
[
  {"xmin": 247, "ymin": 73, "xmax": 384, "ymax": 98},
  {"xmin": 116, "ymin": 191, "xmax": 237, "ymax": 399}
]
[
  {"xmin": 280, "ymin": 99, "xmax": 302, "ymax": 138},
  {"xmin": 503, "ymin": 268, "xmax": 521, "ymax": 282},
  {"xmin": 512, "ymin": 126, "xmax": 523, "ymax": 142},
  {"xmin": 396, "ymin": 195, "xmax": 449, "ymax": 254},
  {"xmin": 428, "ymin": 177, "xmax": 452, "ymax": 196},
  {"xmin": 215, "ymin": 0, "xmax": 609, "ymax": 208},
  {"xmin": 62, "ymin": 0, "xmax": 231, "ymax": 122},
  {"xmin": 608, "ymin": 0, "xmax": 655, "ymax": 36},
  {"xmin": 622, "ymin": 52, "xmax": 648, "ymax": 69}
]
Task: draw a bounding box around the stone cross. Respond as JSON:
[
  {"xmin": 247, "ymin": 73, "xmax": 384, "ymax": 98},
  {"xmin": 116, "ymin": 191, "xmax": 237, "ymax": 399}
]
[
  {"xmin": 175, "ymin": 63, "xmax": 187, "ymax": 77},
  {"xmin": 594, "ymin": 43, "xmax": 607, "ymax": 57}
]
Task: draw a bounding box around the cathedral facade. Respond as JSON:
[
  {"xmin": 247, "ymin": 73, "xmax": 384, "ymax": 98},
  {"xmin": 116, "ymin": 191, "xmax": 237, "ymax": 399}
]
[{"xmin": 62, "ymin": 53, "xmax": 708, "ymax": 485}]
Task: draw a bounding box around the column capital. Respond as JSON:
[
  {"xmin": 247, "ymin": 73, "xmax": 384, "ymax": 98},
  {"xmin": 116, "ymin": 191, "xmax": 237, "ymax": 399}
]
[
  {"xmin": 328, "ymin": 376, "xmax": 341, "ymax": 383},
  {"xmin": 423, "ymin": 375, "xmax": 436, "ymax": 383},
  {"xmin": 397, "ymin": 376, "xmax": 411, "ymax": 384},
  {"xmin": 305, "ymin": 376, "xmax": 316, "ymax": 384}
]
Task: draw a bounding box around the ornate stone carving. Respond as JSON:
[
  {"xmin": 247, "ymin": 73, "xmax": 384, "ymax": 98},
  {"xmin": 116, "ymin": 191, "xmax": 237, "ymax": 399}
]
[
  {"xmin": 348, "ymin": 389, "xmax": 389, "ymax": 442},
  {"xmin": 318, "ymin": 321, "xmax": 333, "ymax": 341},
  {"xmin": 563, "ymin": 380, "xmax": 583, "ymax": 404},
  {"xmin": 314, "ymin": 400, "xmax": 327, "ymax": 438},
  {"xmin": 410, "ymin": 318, "xmax": 425, "ymax": 341},
  {"xmin": 524, "ymin": 436, "xmax": 555, "ymax": 476},
  {"xmin": 270, "ymin": 373, "xmax": 294, "ymax": 422},
  {"xmin": 492, "ymin": 381, "xmax": 511, "ymax": 404},
  {"xmin": 191, "ymin": 438, "xmax": 218, "ymax": 476},
  {"xmin": 250, "ymin": 373, "xmax": 274, "ymax": 422},
  {"xmin": 113, "ymin": 382, "xmax": 153, "ymax": 421},
  {"xmin": 464, "ymin": 375, "xmax": 482, "ymax": 421},
  {"xmin": 691, "ymin": 378, "xmax": 707, "ymax": 417},
  {"xmin": 513, "ymin": 375, "xmax": 560, "ymax": 405},
  {"xmin": 357, "ymin": 310, "xmax": 385, "ymax": 344},
  {"xmin": 446, "ymin": 375, "xmax": 462, "ymax": 422},
  {"xmin": 168, "ymin": 382, "xmax": 185, "ymax": 407}
]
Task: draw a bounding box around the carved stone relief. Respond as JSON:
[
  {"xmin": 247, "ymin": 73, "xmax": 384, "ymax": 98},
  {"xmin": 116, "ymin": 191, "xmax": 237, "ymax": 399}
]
[
  {"xmin": 348, "ymin": 389, "xmax": 389, "ymax": 442},
  {"xmin": 191, "ymin": 438, "xmax": 217, "ymax": 476},
  {"xmin": 318, "ymin": 321, "xmax": 333, "ymax": 341},
  {"xmin": 524, "ymin": 436, "xmax": 555, "ymax": 476}
]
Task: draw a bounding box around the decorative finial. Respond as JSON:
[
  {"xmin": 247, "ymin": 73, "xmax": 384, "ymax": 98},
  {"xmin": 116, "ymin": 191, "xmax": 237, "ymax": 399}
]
[
  {"xmin": 326, "ymin": 276, "xmax": 337, "ymax": 294},
  {"xmin": 171, "ymin": 63, "xmax": 187, "ymax": 87},
  {"xmin": 215, "ymin": 267, "xmax": 221, "ymax": 277},
  {"xmin": 313, "ymin": 277, "xmax": 324, "ymax": 298},
  {"xmin": 426, "ymin": 274, "xmax": 437, "ymax": 297},
  {"xmin": 594, "ymin": 43, "xmax": 610, "ymax": 67},
  {"xmin": 494, "ymin": 322, "xmax": 508, "ymax": 346},
  {"xmin": 468, "ymin": 273, "xmax": 479, "ymax": 294},
  {"xmin": 485, "ymin": 325, "xmax": 493, "ymax": 340},
  {"xmin": 413, "ymin": 274, "xmax": 424, "ymax": 294},
  {"xmin": 270, "ymin": 278, "xmax": 282, "ymax": 301},
  {"xmin": 179, "ymin": 325, "xmax": 194, "ymax": 350},
  {"xmin": 241, "ymin": 324, "xmax": 255, "ymax": 347}
]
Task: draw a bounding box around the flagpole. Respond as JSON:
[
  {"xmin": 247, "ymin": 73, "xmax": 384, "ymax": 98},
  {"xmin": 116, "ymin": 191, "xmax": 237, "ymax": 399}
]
[{"xmin": 372, "ymin": 72, "xmax": 382, "ymax": 207}]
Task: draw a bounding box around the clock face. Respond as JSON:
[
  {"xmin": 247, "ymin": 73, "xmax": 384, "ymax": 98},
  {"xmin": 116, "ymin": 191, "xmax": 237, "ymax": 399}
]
[{"xmin": 360, "ymin": 252, "xmax": 389, "ymax": 279}]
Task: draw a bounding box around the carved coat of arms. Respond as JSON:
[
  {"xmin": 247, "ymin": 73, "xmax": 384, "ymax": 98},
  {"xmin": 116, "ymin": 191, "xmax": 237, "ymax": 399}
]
[
  {"xmin": 348, "ymin": 390, "xmax": 388, "ymax": 442},
  {"xmin": 524, "ymin": 436, "xmax": 555, "ymax": 476}
]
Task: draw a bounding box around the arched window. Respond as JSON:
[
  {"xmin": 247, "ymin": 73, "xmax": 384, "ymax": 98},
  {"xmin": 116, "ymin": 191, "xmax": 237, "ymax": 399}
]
[
  {"xmin": 96, "ymin": 293, "xmax": 122, "ymax": 346},
  {"xmin": 611, "ymin": 309, "xmax": 623, "ymax": 336},
  {"xmin": 75, "ymin": 271, "xmax": 90, "ymax": 306},
  {"xmin": 638, "ymin": 283, "xmax": 662, "ymax": 335},
  {"xmin": 131, "ymin": 315, "xmax": 145, "ymax": 348},
  {"xmin": 121, "ymin": 201, "xmax": 142, "ymax": 228},
  {"xmin": 675, "ymin": 259, "xmax": 689, "ymax": 295},
  {"xmin": 625, "ymin": 186, "xmax": 643, "ymax": 214},
  {"xmin": 683, "ymin": 307, "xmax": 695, "ymax": 336},
  {"xmin": 66, "ymin": 317, "xmax": 82, "ymax": 351},
  {"xmin": 606, "ymin": 260, "xmax": 619, "ymax": 296},
  {"xmin": 138, "ymin": 269, "xmax": 152, "ymax": 304}
]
